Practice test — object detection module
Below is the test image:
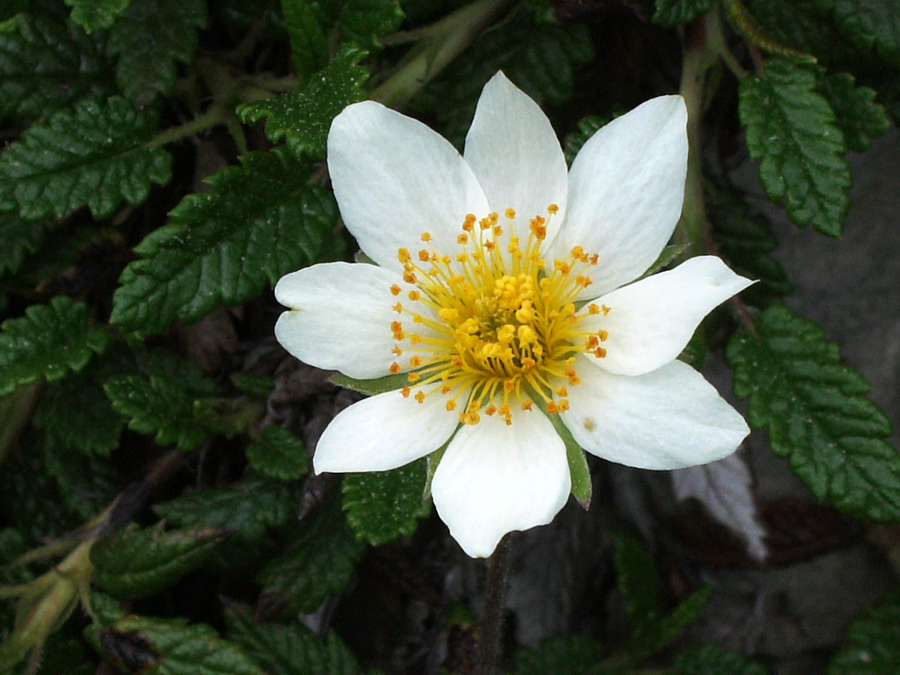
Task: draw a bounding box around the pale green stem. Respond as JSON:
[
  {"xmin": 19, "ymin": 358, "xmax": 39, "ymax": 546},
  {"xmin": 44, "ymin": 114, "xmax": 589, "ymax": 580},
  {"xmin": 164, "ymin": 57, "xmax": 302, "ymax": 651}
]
[{"xmin": 372, "ymin": 0, "xmax": 513, "ymax": 107}]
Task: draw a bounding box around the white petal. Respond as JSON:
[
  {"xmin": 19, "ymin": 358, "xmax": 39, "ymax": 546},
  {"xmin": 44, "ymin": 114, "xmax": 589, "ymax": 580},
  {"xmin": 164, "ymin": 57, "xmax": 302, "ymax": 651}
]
[
  {"xmin": 314, "ymin": 389, "xmax": 459, "ymax": 473},
  {"xmin": 431, "ymin": 408, "xmax": 570, "ymax": 557},
  {"xmin": 562, "ymin": 359, "xmax": 749, "ymax": 469},
  {"xmin": 583, "ymin": 256, "xmax": 754, "ymax": 376},
  {"xmin": 328, "ymin": 101, "xmax": 489, "ymax": 271},
  {"xmin": 274, "ymin": 262, "xmax": 410, "ymax": 379},
  {"xmin": 552, "ymin": 95, "xmax": 688, "ymax": 296},
  {"xmin": 464, "ymin": 72, "xmax": 568, "ymax": 235}
]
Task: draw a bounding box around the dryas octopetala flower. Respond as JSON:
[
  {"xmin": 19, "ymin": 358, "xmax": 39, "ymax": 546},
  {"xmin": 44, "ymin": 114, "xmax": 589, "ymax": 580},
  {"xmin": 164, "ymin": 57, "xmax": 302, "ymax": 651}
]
[{"xmin": 274, "ymin": 72, "xmax": 753, "ymax": 558}]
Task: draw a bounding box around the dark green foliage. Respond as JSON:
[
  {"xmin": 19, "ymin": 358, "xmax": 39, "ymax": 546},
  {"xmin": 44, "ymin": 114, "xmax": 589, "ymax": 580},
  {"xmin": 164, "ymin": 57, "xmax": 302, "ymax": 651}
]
[
  {"xmin": 87, "ymin": 613, "xmax": 264, "ymax": 674},
  {"xmin": 416, "ymin": 9, "xmax": 594, "ymax": 146},
  {"xmin": 0, "ymin": 295, "xmax": 108, "ymax": 396},
  {"xmin": 155, "ymin": 474, "xmax": 303, "ymax": 541},
  {"xmin": 104, "ymin": 374, "xmax": 217, "ymax": 450},
  {"xmin": 563, "ymin": 114, "xmax": 609, "ymax": 165},
  {"xmin": 342, "ymin": 457, "xmax": 430, "ymax": 545},
  {"xmin": 513, "ymin": 634, "xmax": 604, "ymax": 674},
  {"xmin": 675, "ymin": 644, "xmax": 769, "ymax": 674},
  {"xmin": 816, "ymin": 0, "xmax": 900, "ymax": 69},
  {"xmin": 41, "ymin": 440, "xmax": 121, "ymax": 520},
  {"xmin": 817, "ymin": 70, "xmax": 890, "ymax": 152},
  {"xmin": 311, "ymin": 0, "xmax": 405, "ymax": 52},
  {"xmin": 107, "ymin": 0, "xmax": 207, "ymax": 106},
  {"xmin": 828, "ymin": 591, "xmax": 900, "ymax": 673},
  {"xmin": 257, "ymin": 494, "xmax": 365, "ymax": 616},
  {"xmin": 237, "ymin": 46, "xmax": 370, "ymax": 159},
  {"xmin": 0, "ymin": 212, "xmax": 54, "ymax": 276},
  {"xmin": 280, "ymin": 0, "xmax": 328, "ymax": 77},
  {"xmin": 110, "ymin": 149, "xmax": 341, "ymax": 334},
  {"xmin": 245, "ymin": 426, "xmax": 310, "ymax": 481},
  {"xmin": 706, "ymin": 182, "xmax": 792, "ymax": 307},
  {"xmin": 0, "ymin": 450, "xmax": 79, "ymax": 541},
  {"xmin": 727, "ymin": 305, "xmax": 900, "ymax": 521},
  {"xmin": 224, "ymin": 603, "xmax": 359, "ymax": 674},
  {"xmin": 653, "ymin": 0, "xmax": 715, "ymax": 28},
  {"xmin": 0, "ymin": 11, "xmax": 113, "ymax": 121},
  {"xmin": 739, "ymin": 58, "xmax": 850, "ymax": 236},
  {"xmin": 65, "ymin": 0, "xmax": 130, "ymax": 33},
  {"xmin": 92, "ymin": 523, "xmax": 231, "ymax": 599},
  {"xmin": 0, "ymin": 96, "xmax": 172, "ymax": 220}
]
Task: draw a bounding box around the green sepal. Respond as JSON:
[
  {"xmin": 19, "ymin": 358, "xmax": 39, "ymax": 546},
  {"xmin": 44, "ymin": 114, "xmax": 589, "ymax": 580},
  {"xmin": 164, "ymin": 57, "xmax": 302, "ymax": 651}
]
[
  {"xmin": 91, "ymin": 522, "xmax": 232, "ymax": 600},
  {"xmin": 642, "ymin": 243, "xmax": 690, "ymax": 278},
  {"xmin": 0, "ymin": 295, "xmax": 108, "ymax": 397},
  {"xmin": 224, "ymin": 602, "xmax": 359, "ymax": 675},
  {"xmin": 330, "ymin": 371, "xmax": 409, "ymax": 395},
  {"xmin": 245, "ymin": 426, "xmax": 310, "ymax": 481},
  {"xmin": 237, "ymin": 45, "xmax": 370, "ymax": 159},
  {"xmin": 535, "ymin": 397, "xmax": 591, "ymax": 509},
  {"xmin": 342, "ymin": 457, "xmax": 431, "ymax": 546},
  {"xmin": 726, "ymin": 305, "xmax": 900, "ymax": 521}
]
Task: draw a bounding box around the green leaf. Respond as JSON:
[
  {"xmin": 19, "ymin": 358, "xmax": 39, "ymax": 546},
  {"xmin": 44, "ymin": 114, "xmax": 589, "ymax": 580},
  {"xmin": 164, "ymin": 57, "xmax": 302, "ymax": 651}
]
[
  {"xmin": 816, "ymin": 0, "xmax": 900, "ymax": 69},
  {"xmin": 281, "ymin": 0, "xmax": 328, "ymax": 77},
  {"xmin": 65, "ymin": 0, "xmax": 130, "ymax": 32},
  {"xmin": 155, "ymin": 474, "xmax": 303, "ymax": 541},
  {"xmin": 417, "ymin": 9, "xmax": 594, "ymax": 146},
  {"xmin": 107, "ymin": 0, "xmax": 206, "ymax": 106},
  {"xmin": 653, "ymin": 0, "xmax": 715, "ymax": 27},
  {"xmin": 88, "ymin": 614, "xmax": 264, "ymax": 674},
  {"xmin": 330, "ymin": 371, "xmax": 408, "ymax": 395},
  {"xmin": 0, "ymin": 96, "xmax": 172, "ymax": 220},
  {"xmin": 245, "ymin": 426, "xmax": 310, "ymax": 481},
  {"xmin": 342, "ymin": 458, "xmax": 430, "ymax": 545},
  {"xmin": 739, "ymin": 57, "xmax": 850, "ymax": 236},
  {"xmin": 726, "ymin": 305, "xmax": 900, "ymax": 521},
  {"xmin": 0, "ymin": 14, "xmax": 113, "ymax": 120},
  {"xmin": 230, "ymin": 372, "xmax": 275, "ymax": 399},
  {"xmin": 675, "ymin": 644, "xmax": 769, "ymax": 675},
  {"xmin": 111, "ymin": 149, "xmax": 340, "ymax": 334},
  {"xmin": 103, "ymin": 374, "xmax": 217, "ymax": 450},
  {"xmin": 41, "ymin": 440, "xmax": 121, "ymax": 520},
  {"xmin": 315, "ymin": 0, "xmax": 405, "ymax": 51},
  {"xmin": 829, "ymin": 590, "xmax": 900, "ymax": 674},
  {"xmin": 563, "ymin": 114, "xmax": 609, "ymax": 165},
  {"xmin": 257, "ymin": 494, "xmax": 365, "ymax": 616},
  {"xmin": 706, "ymin": 181, "xmax": 792, "ymax": 307},
  {"xmin": 818, "ymin": 70, "xmax": 890, "ymax": 153},
  {"xmin": 635, "ymin": 587, "xmax": 712, "ymax": 658},
  {"xmin": 0, "ymin": 211, "xmax": 53, "ymax": 275},
  {"xmin": 0, "ymin": 295, "xmax": 108, "ymax": 396},
  {"xmin": 513, "ymin": 635, "xmax": 604, "ymax": 674},
  {"xmin": 237, "ymin": 46, "xmax": 370, "ymax": 159},
  {"xmin": 224, "ymin": 603, "xmax": 359, "ymax": 675},
  {"xmin": 92, "ymin": 523, "xmax": 231, "ymax": 600},
  {"xmin": 610, "ymin": 531, "xmax": 662, "ymax": 630}
]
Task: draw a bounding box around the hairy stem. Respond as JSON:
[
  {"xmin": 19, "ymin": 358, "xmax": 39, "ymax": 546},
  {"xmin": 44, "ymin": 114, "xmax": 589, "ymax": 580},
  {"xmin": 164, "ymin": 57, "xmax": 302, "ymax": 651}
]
[
  {"xmin": 373, "ymin": 0, "xmax": 513, "ymax": 108},
  {"xmin": 480, "ymin": 533, "xmax": 512, "ymax": 674}
]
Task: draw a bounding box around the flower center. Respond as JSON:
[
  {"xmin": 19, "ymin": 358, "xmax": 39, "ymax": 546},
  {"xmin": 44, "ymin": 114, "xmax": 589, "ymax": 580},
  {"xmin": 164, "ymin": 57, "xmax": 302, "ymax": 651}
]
[{"xmin": 388, "ymin": 206, "xmax": 610, "ymax": 425}]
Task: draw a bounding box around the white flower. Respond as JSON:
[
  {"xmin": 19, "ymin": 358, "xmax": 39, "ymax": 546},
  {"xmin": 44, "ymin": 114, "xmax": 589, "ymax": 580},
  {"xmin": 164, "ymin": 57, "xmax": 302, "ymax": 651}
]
[{"xmin": 274, "ymin": 72, "xmax": 753, "ymax": 558}]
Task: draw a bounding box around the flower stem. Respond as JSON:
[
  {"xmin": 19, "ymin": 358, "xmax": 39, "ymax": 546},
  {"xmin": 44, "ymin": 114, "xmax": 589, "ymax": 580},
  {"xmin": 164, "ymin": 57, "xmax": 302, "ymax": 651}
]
[
  {"xmin": 372, "ymin": 0, "xmax": 513, "ymax": 108},
  {"xmin": 480, "ymin": 533, "xmax": 512, "ymax": 674},
  {"xmin": 145, "ymin": 104, "xmax": 229, "ymax": 149}
]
